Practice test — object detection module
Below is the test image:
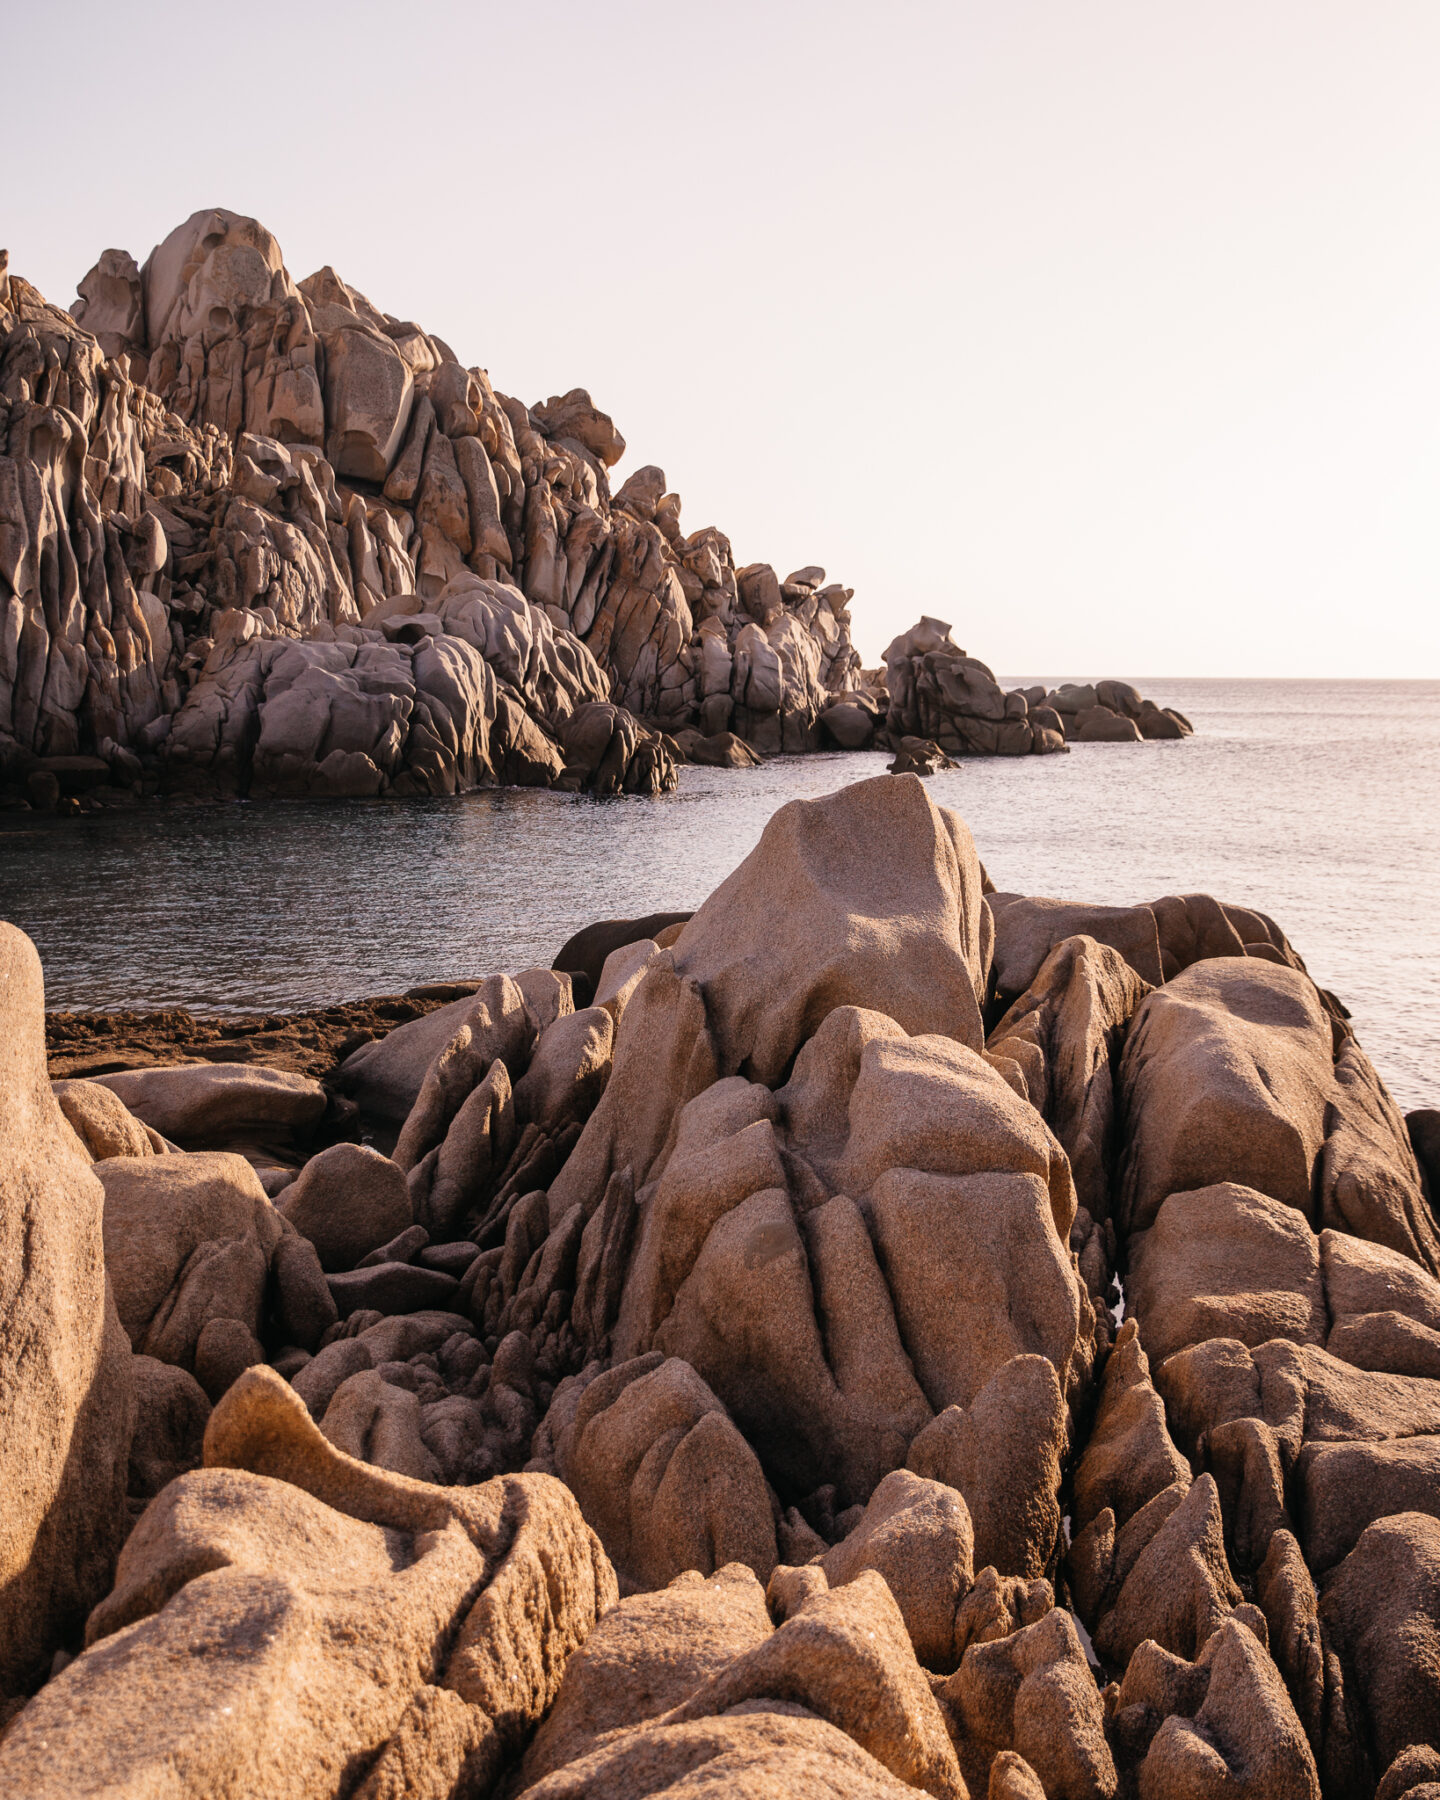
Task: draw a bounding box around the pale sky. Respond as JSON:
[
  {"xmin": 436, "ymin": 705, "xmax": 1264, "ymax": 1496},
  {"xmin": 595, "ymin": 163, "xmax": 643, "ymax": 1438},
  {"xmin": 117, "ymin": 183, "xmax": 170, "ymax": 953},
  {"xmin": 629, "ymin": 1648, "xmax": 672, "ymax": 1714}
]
[{"xmin": 8, "ymin": 1, "xmax": 1440, "ymax": 675}]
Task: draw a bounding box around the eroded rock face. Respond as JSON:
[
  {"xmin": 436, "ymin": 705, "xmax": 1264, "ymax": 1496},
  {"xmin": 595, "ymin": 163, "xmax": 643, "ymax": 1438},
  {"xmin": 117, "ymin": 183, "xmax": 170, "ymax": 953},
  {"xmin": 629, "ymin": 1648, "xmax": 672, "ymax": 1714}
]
[
  {"xmin": 881, "ymin": 617, "xmax": 1187, "ymax": 761},
  {"xmin": 97, "ymin": 1150, "xmax": 335, "ymax": 1393},
  {"xmin": 2, "ymin": 213, "xmax": 867, "ymax": 788},
  {"xmin": 0, "ymin": 1365, "xmax": 617, "ymax": 1798},
  {"xmin": 0, "ymin": 925, "xmax": 134, "ymax": 1701},
  {"xmin": 7, "ymin": 214, "xmax": 1190, "ymax": 793}
]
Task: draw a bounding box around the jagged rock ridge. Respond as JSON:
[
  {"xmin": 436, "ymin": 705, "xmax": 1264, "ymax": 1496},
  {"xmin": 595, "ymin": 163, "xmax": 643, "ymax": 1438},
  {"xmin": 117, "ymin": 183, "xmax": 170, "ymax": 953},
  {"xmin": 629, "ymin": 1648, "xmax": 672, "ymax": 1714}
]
[{"xmin": 3, "ymin": 213, "xmax": 1189, "ymax": 810}]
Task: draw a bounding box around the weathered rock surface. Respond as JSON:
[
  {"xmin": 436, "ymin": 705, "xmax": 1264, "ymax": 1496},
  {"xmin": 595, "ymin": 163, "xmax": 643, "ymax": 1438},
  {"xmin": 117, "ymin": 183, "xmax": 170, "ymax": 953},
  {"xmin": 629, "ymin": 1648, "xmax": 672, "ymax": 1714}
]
[
  {"xmin": 4, "ymin": 223, "xmax": 1188, "ymax": 799},
  {"xmin": 0, "ymin": 1364, "xmax": 617, "ymax": 1798},
  {"xmin": 0, "ymin": 925, "xmax": 134, "ymax": 1701},
  {"xmin": 97, "ymin": 1149, "xmax": 335, "ymax": 1391},
  {"xmin": 9, "ymin": 780, "xmax": 1434, "ymax": 1795},
  {"xmin": 881, "ymin": 617, "xmax": 1187, "ymax": 760},
  {"xmin": 92, "ymin": 1059, "xmax": 327, "ymax": 1154}
]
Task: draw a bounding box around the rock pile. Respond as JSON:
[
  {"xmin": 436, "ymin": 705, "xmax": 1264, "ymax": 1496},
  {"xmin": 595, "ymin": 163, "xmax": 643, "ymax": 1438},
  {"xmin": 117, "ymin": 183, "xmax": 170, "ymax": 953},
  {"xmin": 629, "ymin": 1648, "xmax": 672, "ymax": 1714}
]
[
  {"xmin": 4, "ymin": 774, "xmax": 1408, "ymax": 1797},
  {"xmin": 0, "ymin": 210, "xmax": 868, "ymax": 803},
  {"xmin": 3, "ymin": 220, "xmax": 1189, "ymax": 811},
  {"xmin": 870, "ymin": 617, "xmax": 1192, "ymax": 757}
]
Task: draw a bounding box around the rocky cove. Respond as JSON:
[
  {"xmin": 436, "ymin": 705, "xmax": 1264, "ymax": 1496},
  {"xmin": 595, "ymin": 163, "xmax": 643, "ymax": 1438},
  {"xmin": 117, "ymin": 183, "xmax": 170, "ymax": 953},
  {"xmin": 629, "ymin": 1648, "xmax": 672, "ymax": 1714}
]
[
  {"xmin": 2, "ymin": 772, "xmax": 1440, "ymax": 1799},
  {"xmin": 0, "ymin": 209, "xmax": 1190, "ymax": 816}
]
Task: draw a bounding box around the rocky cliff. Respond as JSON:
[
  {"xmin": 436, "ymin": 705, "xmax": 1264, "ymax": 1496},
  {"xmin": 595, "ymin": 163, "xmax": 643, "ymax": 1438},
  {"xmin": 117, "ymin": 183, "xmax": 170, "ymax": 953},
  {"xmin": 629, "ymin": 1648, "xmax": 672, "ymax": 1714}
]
[
  {"xmin": 2, "ymin": 777, "xmax": 1436, "ymax": 1797},
  {"xmin": 0, "ymin": 210, "xmax": 870, "ymax": 804},
  {"xmin": 2, "ymin": 212, "xmax": 1187, "ymax": 811}
]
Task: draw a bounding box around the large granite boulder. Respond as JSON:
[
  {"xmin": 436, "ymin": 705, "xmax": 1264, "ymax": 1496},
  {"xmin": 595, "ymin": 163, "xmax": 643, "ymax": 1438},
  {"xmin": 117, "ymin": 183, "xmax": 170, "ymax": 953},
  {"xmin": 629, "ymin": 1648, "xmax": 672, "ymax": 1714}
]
[
  {"xmin": 0, "ymin": 1366, "xmax": 617, "ymax": 1798},
  {"xmin": 0, "ymin": 924, "xmax": 134, "ymax": 1701}
]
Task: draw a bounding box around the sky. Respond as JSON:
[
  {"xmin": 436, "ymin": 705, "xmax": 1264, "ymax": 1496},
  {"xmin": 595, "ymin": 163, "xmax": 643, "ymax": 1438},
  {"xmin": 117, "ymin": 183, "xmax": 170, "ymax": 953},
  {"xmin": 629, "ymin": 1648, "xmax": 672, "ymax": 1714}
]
[{"xmin": 8, "ymin": 0, "xmax": 1440, "ymax": 676}]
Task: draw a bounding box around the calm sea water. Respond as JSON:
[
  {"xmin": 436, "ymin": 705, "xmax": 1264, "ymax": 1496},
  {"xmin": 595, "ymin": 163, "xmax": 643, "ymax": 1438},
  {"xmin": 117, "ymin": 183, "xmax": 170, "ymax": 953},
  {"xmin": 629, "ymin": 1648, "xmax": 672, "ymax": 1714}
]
[{"xmin": 2, "ymin": 679, "xmax": 1436, "ymax": 1113}]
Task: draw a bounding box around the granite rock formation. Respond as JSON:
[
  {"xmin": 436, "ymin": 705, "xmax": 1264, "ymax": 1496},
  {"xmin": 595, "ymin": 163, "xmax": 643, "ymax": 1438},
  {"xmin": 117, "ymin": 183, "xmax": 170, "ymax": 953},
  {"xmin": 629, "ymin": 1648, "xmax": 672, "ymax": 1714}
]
[
  {"xmin": 4, "ymin": 774, "xmax": 1419, "ymax": 1797},
  {"xmin": 4, "ymin": 221, "xmax": 1187, "ymax": 813}
]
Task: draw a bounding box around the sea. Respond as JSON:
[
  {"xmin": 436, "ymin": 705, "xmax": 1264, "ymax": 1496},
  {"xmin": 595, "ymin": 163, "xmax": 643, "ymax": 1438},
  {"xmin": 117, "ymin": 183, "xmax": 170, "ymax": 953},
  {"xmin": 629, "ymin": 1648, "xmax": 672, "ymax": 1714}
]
[{"xmin": 2, "ymin": 678, "xmax": 1436, "ymax": 1114}]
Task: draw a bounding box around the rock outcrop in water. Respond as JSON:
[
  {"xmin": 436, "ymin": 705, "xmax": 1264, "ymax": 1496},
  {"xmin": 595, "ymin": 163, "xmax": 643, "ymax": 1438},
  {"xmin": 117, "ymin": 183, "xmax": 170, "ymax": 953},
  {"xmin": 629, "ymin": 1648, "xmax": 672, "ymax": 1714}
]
[
  {"xmin": 3, "ymin": 220, "xmax": 1186, "ymax": 810},
  {"xmin": 3, "ymin": 774, "xmax": 1436, "ymax": 1797}
]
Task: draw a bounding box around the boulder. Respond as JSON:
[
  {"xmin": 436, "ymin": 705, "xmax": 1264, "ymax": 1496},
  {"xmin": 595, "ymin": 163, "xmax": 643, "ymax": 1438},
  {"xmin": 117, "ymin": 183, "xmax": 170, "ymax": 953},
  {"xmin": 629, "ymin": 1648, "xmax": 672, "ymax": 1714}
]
[
  {"xmin": 820, "ymin": 1468, "xmax": 975, "ymax": 1670},
  {"xmin": 0, "ymin": 925, "xmax": 134, "ymax": 1700},
  {"xmin": 319, "ymin": 1367, "xmax": 442, "ymax": 1482},
  {"xmin": 518, "ymin": 1565, "xmax": 772, "ymax": 1785},
  {"xmin": 0, "ymin": 1364, "xmax": 617, "ymax": 1800},
  {"xmin": 344, "ymin": 973, "xmax": 534, "ymax": 1132},
  {"xmin": 126, "ymin": 1356, "xmax": 211, "ymax": 1503},
  {"xmin": 819, "ymin": 700, "xmax": 876, "ymax": 749},
  {"xmin": 1118, "ymin": 959, "xmax": 1336, "ymax": 1234},
  {"xmin": 1069, "ymin": 1320, "xmax": 1191, "ymax": 1540},
  {"xmin": 277, "ymin": 1141, "xmax": 412, "ymax": 1271},
  {"xmin": 944, "ymin": 1607, "xmax": 1115, "ymax": 1800},
  {"xmin": 92, "ymin": 1062, "xmax": 327, "ymax": 1155},
  {"xmin": 551, "ymin": 911, "xmax": 694, "ymax": 997},
  {"xmin": 327, "ymin": 1260, "xmax": 461, "ymax": 1318},
  {"xmin": 331, "ymin": 981, "xmax": 503, "ymax": 1124},
  {"xmin": 670, "ymin": 774, "xmax": 992, "ymax": 1084},
  {"xmin": 97, "ymin": 1150, "xmax": 335, "ymax": 1381},
  {"xmin": 513, "ymin": 1006, "xmax": 614, "ymax": 1135},
  {"xmin": 1073, "ymin": 704, "xmax": 1141, "ymax": 743},
  {"xmin": 52, "ymin": 1078, "xmax": 169, "ymax": 1159},
  {"xmin": 520, "ymin": 1709, "xmax": 923, "ymax": 1798},
  {"xmin": 1127, "ymin": 1183, "xmax": 1327, "ymax": 1364},
  {"xmin": 321, "ymin": 323, "xmax": 415, "ymax": 481},
  {"xmin": 986, "ymin": 934, "xmax": 1152, "ymax": 1222},
  {"xmin": 987, "ymin": 895, "xmax": 1165, "ymax": 1004},
  {"xmin": 906, "ymin": 1355, "xmax": 1066, "ymax": 1580},
  {"xmin": 1318, "ymin": 1512, "xmax": 1440, "ymax": 1788},
  {"xmin": 1091, "ymin": 1473, "xmax": 1243, "ymax": 1665},
  {"xmin": 534, "ymin": 1354, "xmax": 778, "ymax": 1592},
  {"xmin": 1117, "ymin": 1617, "xmax": 1321, "ymax": 1800}
]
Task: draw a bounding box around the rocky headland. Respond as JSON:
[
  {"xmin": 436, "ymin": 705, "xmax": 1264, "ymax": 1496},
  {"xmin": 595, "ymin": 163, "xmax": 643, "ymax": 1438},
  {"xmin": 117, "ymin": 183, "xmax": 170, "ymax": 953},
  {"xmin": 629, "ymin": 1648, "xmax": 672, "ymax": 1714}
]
[
  {"xmin": 1, "ymin": 212, "xmax": 1188, "ymax": 814},
  {"xmin": 2, "ymin": 774, "xmax": 1439, "ymax": 1798}
]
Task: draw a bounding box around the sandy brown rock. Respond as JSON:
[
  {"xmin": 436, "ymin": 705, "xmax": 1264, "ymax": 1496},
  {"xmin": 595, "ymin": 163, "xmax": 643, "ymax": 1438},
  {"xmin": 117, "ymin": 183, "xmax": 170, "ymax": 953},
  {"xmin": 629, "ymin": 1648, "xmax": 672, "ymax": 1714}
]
[
  {"xmin": 820, "ymin": 1468, "xmax": 975, "ymax": 1670},
  {"xmin": 390, "ymin": 975, "xmax": 535, "ymax": 1171},
  {"xmin": 93, "ymin": 1060, "xmax": 327, "ymax": 1156},
  {"xmin": 671, "ymin": 774, "xmax": 992, "ymax": 1084},
  {"xmin": 1119, "ymin": 958, "xmax": 1337, "ymax": 1234},
  {"xmin": 988, "ymin": 896, "xmax": 1165, "ymax": 999},
  {"xmin": 1127, "ymin": 1183, "xmax": 1327, "ymax": 1364},
  {"xmin": 551, "ymin": 911, "xmax": 694, "ymax": 996},
  {"xmin": 986, "ymin": 933, "xmax": 1151, "ymax": 1222},
  {"xmin": 512, "ymin": 1006, "xmax": 614, "ymax": 1135},
  {"xmin": 1092, "ymin": 1473, "xmax": 1242, "ymax": 1665},
  {"xmin": 0, "ymin": 1362, "xmax": 618, "ymax": 1799},
  {"xmin": 906, "ymin": 1355, "xmax": 1065, "ymax": 1579},
  {"xmin": 127, "ymin": 1354, "xmax": 211, "ymax": 1503},
  {"xmin": 0, "ymin": 924, "xmax": 134, "ymax": 1699},
  {"xmin": 337, "ymin": 978, "xmax": 528, "ymax": 1124},
  {"xmin": 519, "ymin": 1563, "xmax": 775, "ymax": 1786},
  {"xmin": 1323, "ymin": 1037, "xmax": 1440, "ymax": 1276},
  {"xmin": 321, "ymin": 1367, "xmax": 443, "ymax": 1482},
  {"xmin": 519, "ymin": 1708, "xmax": 925, "ymax": 1798},
  {"xmin": 98, "ymin": 1150, "xmax": 334, "ymax": 1380},
  {"xmin": 535, "ymin": 1354, "xmax": 779, "ymax": 1591},
  {"xmin": 945, "ymin": 1607, "xmax": 1115, "ymax": 1800},
  {"xmin": 657, "ymin": 1571, "xmax": 967, "ymax": 1798},
  {"xmin": 52, "ymin": 1077, "xmax": 169, "ymax": 1159},
  {"xmin": 1115, "ymin": 1617, "xmax": 1320, "ymax": 1800},
  {"xmin": 278, "ymin": 1140, "xmax": 412, "ymax": 1271}
]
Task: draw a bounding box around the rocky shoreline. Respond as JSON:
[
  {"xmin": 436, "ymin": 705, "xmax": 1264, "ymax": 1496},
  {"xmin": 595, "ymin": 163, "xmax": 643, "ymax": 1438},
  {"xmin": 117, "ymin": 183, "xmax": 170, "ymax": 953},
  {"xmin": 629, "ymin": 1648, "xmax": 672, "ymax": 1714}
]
[
  {"xmin": 3, "ymin": 774, "xmax": 1438, "ymax": 1798},
  {"xmin": 3, "ymin": 212, "xmax": 1187, "ymax": 817}
]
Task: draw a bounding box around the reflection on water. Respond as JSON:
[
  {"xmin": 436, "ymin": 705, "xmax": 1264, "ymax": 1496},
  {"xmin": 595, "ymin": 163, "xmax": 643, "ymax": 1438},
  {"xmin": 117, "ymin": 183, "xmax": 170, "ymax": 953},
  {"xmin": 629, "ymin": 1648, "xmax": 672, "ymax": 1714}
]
[{"xmin": 2, "ymin": 678, "xmax": 1437, "ymax": 1112}]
